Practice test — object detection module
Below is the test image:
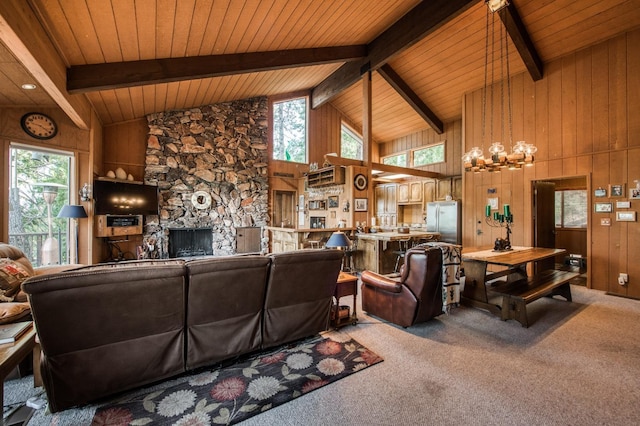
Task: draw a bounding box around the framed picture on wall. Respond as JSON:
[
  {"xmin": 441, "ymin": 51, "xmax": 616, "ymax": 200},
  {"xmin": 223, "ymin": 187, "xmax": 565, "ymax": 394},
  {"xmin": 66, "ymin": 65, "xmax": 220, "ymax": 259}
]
[
  {"xmin": 354, "ymin": 198, "xmax": 368, "ymax": 212},
  {"xmin": 616, "ymin": 211, "xmax": 637, "ymax": 222},
  {"xmin": 328, "ymin": 196, "xmax": 339, "ymax": 208},
  {"xmin": 630, "ymin": 188, "xmax": 640, "ymax": 200},
  {"xmin": 594, "ymin": 202, "xmax": 612, "ymax": 213},
  {"xmin": 609, "ymin": 184, "xmax": 625, "ymax": 198},
  {"xmin": 594, "ymin": 187, "xmax": 607, "ymax": 197}
]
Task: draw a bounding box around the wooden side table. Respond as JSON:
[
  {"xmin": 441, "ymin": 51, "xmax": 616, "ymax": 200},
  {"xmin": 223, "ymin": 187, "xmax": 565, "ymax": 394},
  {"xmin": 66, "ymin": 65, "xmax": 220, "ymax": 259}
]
[
  {"xmin": 0, "ymin": 322, "xmax": 36, "ymax": 408},
  {"xmin": 331, "ymin": 272, "xmax": 358, "ymax": 328}
]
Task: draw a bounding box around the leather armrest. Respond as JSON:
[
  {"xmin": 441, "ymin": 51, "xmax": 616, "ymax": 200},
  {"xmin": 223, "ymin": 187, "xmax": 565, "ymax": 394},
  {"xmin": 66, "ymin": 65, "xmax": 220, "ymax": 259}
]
[
  {"xmin": 34, "ymin": 264, "xmax": 84, "ymax": 276},
  {"xmin": 361, "ymin": 271, "xmax": 403, "ymax": 293}
]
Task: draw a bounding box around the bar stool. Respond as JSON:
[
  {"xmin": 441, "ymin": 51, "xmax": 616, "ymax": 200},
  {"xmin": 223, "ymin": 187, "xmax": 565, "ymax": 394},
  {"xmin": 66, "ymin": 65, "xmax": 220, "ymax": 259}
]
[{"xmin": 393, "ymin": 238, "xmax": 412, "ymax": 273}]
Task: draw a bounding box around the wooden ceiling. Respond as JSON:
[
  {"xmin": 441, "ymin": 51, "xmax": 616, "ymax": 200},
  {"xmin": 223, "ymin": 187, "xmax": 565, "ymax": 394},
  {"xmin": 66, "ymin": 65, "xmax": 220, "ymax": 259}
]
[{"xmin": 1, "ymin": 0, "xmax": 639, "ymax": 143}]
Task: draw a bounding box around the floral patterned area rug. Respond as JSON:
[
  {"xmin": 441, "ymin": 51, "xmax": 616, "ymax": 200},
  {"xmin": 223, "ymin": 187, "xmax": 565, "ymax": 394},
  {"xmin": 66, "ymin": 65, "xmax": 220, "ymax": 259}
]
[{"xmin": 91, "ymin": 332, "xmax": 382, "ymax": 425}]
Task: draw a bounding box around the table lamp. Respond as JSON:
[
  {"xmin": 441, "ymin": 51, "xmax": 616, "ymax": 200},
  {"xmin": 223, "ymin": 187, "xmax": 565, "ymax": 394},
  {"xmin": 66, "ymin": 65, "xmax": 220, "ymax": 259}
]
[
  {"xmin": 325, "ymin": 231, "xmax": 351, "ymax": 271},
  {"xmin": 57, "ymin": 205, "xmax": 88, "ymax": 264}
]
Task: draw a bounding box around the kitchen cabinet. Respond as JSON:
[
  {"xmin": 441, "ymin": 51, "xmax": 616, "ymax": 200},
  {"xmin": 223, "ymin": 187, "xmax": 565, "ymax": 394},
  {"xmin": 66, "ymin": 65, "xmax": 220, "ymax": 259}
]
[
  {"xmin": 398, "ymin": 182, "xmax": 422, "ymax": 204},
  {"xmin": 423, "ymin": 179, "xmax": 436, "ymax": 204},
  {"xmin": 434, "ymin": 176, "xmax": 462, "ymax": 200},
  {"xmin": 375, "ymin": 183, "xmax": 397, "ymax": 227}
]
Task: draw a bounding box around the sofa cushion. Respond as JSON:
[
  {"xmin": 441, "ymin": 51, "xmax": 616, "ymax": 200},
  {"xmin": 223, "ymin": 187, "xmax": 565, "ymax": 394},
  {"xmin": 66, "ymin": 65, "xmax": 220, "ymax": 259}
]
[
  {"xmin": 0, "ymin": 302, "xmax": 31, "ymax": 324},
  {"xmin": 0, "ymin": 258, "xmax": 31, "ymax": 302}
]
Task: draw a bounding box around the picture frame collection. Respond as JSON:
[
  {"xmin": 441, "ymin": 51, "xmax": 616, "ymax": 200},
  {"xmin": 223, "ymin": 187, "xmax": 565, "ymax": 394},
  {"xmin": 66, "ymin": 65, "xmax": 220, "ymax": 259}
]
[{"xmin": 594, "ymin": 182, "xmax": 638, "ymax": 222}]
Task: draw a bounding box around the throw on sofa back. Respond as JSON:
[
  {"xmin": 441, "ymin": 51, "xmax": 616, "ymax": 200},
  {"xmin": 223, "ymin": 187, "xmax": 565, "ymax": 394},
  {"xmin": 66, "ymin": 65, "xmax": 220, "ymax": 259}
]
[
  {"xmin": 262, "ymin": 249, "xmax": 343, "ymax": 348},
  {"xmin": 23, "ymin": 260, "xmax": 187, "ymax": 413},
  {"xmin": 185, "ymin": 255, "xmax": 271, "ymax": 370}
]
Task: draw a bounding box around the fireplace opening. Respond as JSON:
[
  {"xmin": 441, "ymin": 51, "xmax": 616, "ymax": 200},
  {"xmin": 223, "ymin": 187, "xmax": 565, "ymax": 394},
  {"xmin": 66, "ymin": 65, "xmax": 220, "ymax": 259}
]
[{"xmin": 168, "ymin": 227, "xmax": 213, "ymax": 258}]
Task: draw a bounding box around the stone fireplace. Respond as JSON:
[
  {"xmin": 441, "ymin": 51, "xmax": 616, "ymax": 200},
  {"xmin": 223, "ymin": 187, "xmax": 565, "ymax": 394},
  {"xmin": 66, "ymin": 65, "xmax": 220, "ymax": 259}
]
[{"xmin": 141, "ymin": 97, "xmax": 269, "ymax": 258}]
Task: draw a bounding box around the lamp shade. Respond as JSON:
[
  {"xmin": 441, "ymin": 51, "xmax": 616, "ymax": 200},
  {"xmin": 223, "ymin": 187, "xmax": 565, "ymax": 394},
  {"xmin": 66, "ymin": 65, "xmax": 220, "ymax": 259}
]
[
  {"xmin": 325, "ymin": 231, "xmax": 350, "ymax": 248},
  {"xmin": 57, "ymin": 204, "xmax": 88, "ymax": 219}
]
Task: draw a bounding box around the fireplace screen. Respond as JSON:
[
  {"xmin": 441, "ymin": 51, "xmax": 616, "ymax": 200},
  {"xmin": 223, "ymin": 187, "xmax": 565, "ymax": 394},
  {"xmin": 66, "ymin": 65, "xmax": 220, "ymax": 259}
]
[{"xmin": 168, "ymin": 228, "xmax": 213, "ymax": 258}]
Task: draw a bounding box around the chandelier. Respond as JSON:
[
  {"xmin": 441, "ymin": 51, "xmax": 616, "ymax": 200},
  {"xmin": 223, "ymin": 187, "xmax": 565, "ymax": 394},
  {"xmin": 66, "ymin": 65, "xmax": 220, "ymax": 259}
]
[{"xmin": 463, "ymin": 0, "xmax": 536, "ymax": 173}]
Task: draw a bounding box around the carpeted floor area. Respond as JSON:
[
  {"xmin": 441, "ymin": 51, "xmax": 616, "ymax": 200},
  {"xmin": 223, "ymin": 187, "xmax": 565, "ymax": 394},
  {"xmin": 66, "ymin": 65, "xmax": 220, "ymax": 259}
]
[{"xmin": 5, "ymin": 283, "xmax": 640, "ymax": 425}]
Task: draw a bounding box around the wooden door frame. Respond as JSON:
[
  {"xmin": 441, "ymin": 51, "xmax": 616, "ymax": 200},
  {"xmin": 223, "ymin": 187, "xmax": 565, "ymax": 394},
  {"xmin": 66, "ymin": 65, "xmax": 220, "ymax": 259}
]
[{"xmin": 531, "ymin": 174, "xmax": 591, "ymax": 288}]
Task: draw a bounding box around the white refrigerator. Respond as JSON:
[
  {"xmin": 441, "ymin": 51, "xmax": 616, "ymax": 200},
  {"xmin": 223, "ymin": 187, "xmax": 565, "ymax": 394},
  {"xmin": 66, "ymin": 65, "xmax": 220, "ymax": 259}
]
[{"xmin": 426, "ymin": 201, "xmax": 461, "ymax": 244}]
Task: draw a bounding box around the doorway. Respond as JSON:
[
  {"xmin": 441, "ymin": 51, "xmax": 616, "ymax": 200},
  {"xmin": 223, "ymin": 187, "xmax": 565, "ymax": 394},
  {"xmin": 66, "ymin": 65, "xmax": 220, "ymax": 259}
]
[
  {"xmin": 533, "ymin": 176, "xmax": 588, "ymax": 284},
  {"xmin": 272, "ymin": 190, "xmax": 296, "ymax": 228}
]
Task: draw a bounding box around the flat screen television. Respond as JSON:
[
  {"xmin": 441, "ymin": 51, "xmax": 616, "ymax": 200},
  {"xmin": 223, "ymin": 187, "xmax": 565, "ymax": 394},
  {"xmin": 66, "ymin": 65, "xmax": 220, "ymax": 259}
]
[{"xmin": 93, "ymin": 179, "xmax": 159, "ymax": 216}]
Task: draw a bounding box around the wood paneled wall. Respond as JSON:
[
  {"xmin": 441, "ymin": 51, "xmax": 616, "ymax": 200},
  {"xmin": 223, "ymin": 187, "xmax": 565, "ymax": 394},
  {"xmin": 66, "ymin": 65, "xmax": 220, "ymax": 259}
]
[
  {"xmin": 0, "ymin": 106, "xmax": 99, "ymax": 263},
  {"xmin": 102, "ymin": 119, "xmax": 148, "ymax": 181},
  {"xmin": 463, "ymin": 29, "xmax": 640, "ymax": 298},
  {"xmin": 378, "ymin": 120, "xmax": 462, "ymax": 177}
]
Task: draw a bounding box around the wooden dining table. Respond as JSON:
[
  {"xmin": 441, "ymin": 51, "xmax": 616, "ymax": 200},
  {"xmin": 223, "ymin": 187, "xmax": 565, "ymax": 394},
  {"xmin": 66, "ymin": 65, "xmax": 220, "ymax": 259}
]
[{"xmin": 462, "ymin": 247, "xmax": 578, "ymax": 327}]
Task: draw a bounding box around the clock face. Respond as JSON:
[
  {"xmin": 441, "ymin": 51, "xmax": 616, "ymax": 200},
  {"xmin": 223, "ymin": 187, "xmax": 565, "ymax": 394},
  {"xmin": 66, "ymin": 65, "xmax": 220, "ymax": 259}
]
[{"xmin": 20, "ymin": 113, "xmax": 58, "ymax": 140}]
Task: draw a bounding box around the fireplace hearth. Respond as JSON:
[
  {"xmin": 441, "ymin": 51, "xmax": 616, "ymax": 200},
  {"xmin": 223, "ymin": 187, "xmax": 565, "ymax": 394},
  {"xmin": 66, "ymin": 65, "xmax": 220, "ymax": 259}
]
[{"xmin": 168, "ymin": 228, "xmax": 213, "ymax": 258}]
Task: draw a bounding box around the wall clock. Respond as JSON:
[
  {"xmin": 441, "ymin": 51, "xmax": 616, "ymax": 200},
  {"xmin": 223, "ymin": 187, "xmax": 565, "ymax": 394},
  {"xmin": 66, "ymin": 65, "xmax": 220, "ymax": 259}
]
[
  {"xmin": 20, "ymin": 112, "xmax": 58, "ymax": 140},
  {"xmin": 354, "ymin": 174, "xmax": 368, "ymax": 191}
]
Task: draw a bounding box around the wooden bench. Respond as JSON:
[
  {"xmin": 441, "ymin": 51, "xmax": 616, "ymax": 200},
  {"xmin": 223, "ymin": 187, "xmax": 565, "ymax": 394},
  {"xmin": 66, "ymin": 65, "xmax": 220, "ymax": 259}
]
[{"xmin": 491, "ymin": 269, "xmax": 579, "ymax": 327}]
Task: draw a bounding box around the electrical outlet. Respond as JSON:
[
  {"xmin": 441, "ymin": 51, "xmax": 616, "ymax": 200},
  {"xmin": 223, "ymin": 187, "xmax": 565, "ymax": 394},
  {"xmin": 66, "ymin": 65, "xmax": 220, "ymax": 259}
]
[{"xmin": 618, "ymin": 273, "xmax": 628, "ymax": 286}]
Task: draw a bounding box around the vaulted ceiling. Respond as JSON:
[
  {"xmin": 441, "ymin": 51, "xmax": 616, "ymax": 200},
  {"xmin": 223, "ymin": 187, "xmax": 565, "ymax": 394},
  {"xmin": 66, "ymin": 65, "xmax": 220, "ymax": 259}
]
[{"xmin": 1, "ymin": 0, "xmax": 639, "ymax": 143}]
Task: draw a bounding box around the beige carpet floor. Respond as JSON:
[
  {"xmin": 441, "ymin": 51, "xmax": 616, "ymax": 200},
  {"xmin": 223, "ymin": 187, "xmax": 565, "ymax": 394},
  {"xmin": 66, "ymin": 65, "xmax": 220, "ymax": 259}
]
[{"xmin": 5, "ymin": 283, "xmax": 640, "ymax": 425}]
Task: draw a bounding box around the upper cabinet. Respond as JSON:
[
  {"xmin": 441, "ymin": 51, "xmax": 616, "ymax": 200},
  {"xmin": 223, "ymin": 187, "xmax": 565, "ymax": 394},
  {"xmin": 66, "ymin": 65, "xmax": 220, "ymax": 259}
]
[
  {"xmin": 435, "ymin": 176, "xmax": 462, "ymax": 200},
  {"xmin": 375, "ymin": 183, "xmax": 397, "ymax": 215},
  {"xmin": 424, "ymin": 179, "xmax": 436, "ymax": 203},
  {"xmin": 398, "ymin": 181, "xmax": 423, "ymax": 204},
  {"xmin": 306, "ymin": 166, "xmax": 345, "ymax": 188}
]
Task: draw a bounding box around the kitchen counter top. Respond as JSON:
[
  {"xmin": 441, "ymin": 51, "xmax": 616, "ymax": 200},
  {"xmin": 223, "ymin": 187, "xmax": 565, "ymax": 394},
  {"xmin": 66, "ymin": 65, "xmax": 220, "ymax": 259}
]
[
  {"xmin": 356, "ymin": 231, "xmax": 440, "ymax": 241},
  {"xmin": 266, "ymin": 226, "xmax": 356, "ymax": 233}
]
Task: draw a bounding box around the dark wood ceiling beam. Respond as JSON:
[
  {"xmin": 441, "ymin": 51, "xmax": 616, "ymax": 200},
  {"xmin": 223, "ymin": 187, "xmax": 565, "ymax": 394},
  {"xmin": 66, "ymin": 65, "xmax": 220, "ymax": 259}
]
[
  {"xmin": 498, "ymin": 2, "xmax": 544, "ymax": 81},
  {"xmin": 378, "ymin": 64, "xmax": 444, "ymax": 134},
  {"xmin": 67, "ymin": 45, "xmax": 367, "ymax": 93},
  {"xmin": 311, "ymin": 0, "xmax": 477, "ymax": 109}
]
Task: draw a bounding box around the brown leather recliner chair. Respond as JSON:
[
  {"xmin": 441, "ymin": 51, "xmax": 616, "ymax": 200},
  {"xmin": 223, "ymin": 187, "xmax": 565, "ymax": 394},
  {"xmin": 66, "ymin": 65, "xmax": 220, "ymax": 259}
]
[{"xmin": 361, "ymin": 245, "xmax": 443, "ymax": 328}]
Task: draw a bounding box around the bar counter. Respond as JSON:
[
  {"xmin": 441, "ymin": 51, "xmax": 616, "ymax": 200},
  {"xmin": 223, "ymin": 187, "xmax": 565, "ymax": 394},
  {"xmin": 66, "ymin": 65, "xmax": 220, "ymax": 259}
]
[
  {"xmin": 267, "ymin": 226, "xmax": 356, "ymax": 253},
  {"xmin": 355, "ymin": 230, "xmax": 440, "ymax": 275}
]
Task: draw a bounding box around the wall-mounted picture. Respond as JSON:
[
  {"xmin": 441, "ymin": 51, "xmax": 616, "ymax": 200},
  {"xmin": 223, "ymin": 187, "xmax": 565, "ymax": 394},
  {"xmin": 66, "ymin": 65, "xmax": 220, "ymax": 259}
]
[
  {"xmin": 328, "ymin": 195, "xmax": 339, "ymax": 208},
  {"xmin": 594, "ymin": 202, "xmax": 612, "ymax": 213},
  {"xmin": 616, "ymin": 211, "xmax": 637, "ymax": 222},
  {"xmin": 609, "ymin": 184, "xmax": 625, "ymax": 198},
  {"xmin": 630, "ymin": 188, "xmax": 640, "ymax": 200},
  {"xmin": 354, "ymin": 198, "xmax": 368, "ymax": 212},
  {"xmin": 594, "ymin": 187, "xmax": 607, "ymax": 197}
]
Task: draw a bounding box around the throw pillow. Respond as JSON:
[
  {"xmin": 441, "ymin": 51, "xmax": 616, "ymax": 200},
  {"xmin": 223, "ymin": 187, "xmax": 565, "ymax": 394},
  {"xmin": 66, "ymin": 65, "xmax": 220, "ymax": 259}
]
[{"xmin": 0, "ymin": 258, "xmax": 31, "ymax": 302}]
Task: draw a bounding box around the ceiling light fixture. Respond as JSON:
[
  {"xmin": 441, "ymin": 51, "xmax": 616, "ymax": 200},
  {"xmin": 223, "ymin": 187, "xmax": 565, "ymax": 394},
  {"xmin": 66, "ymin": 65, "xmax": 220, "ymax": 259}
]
[
  {"xmin": 21, "ymin": 83, "xmax": 37, "ymax": 90},
  {"xmin": 463, "ymin": 0, "xmax": 536, "ymax": 173}
]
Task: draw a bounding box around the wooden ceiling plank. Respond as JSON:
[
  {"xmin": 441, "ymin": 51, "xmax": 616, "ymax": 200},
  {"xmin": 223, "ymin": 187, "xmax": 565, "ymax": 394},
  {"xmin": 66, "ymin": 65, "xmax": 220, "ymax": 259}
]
[
  {"xmin": 498, "ymin": 2, "xmax": 544, "ymax": 81},
  {"xmin": 377, "ymin": 64, "xmax": 444, "ymax": 134},
  {"xmin": 134, "ymin": 0, "xmax": 156, "ymax": 61},
  {"xmin": 112, "ymin": 0, "xmax": 140, "ymax": 62},
  {"xmin": 170, "ymin": 0, "xmax": 197, "ymax": 58},
  {"xmin": 67, "ymin": 45, "xmax": 366, "ymax": 92},
  {"xmin": 66, "ymin": 0, "xmax": 105, "ymax": 64},
  {"xmin": 0, "ymin": 0, "xmax": 91, "ymax": 129},
  {"xmin": 155, "ymin": 0, "xmax": 177, "ymax": 59},
  {"xmin": 87, "ymin": 0, "xmax": 122, "ymax": 62},
  {"xmin": 311, "ymin": 0, "xmax": 477, "ymax": 108}
]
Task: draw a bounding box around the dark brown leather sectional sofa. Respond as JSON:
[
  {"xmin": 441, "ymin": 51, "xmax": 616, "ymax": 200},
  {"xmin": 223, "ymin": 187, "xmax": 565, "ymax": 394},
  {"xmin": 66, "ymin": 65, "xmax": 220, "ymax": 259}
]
[{"xmin": 22, "ymin": 249, "xmax": 343, "ymax": 412}]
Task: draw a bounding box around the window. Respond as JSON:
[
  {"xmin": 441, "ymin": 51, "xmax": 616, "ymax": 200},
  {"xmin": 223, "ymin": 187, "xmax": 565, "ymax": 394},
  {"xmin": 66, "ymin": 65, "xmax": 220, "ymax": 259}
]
[
  {"xmin": 8, "ymin": 145, "xmax": 75, "ymax": 266},
  {"xmin": 555, "ymin": 190, "xmax": 587, "ymax": 228},
  {"xmin": 412, "ymin": 143, "xmax": 445, "ymax": 166},
  {"xmin": 272, "ymin": 97, "xmax": 307, "ymax": 163},
  {"xmin": 382, "ymin": 153, "xmax": 407, "ymax": 167},
  {"xmin": 341, "ymin": 123, "xmax": 363, "ymax": 160}
]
